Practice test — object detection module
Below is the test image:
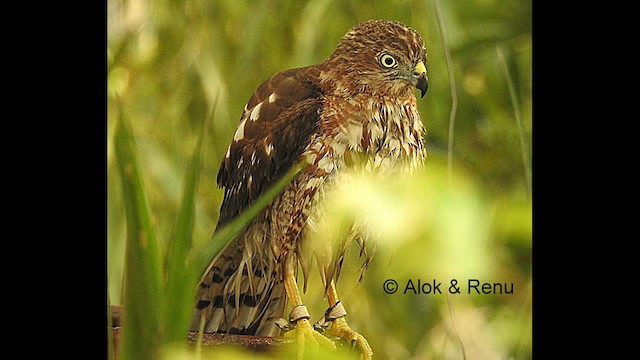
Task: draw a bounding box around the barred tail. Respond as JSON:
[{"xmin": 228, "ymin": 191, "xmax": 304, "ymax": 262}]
[{"xmin": 190, "ymin": 236, "xmax": 286, "ymax": 336}]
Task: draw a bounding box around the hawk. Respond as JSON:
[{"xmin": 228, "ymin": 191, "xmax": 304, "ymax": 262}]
[{"xmin": 191, "ymin": 20, "xmax": 428, "ymax": 359}]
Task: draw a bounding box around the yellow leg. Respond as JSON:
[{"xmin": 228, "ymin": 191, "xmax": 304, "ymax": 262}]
[
  {"xmin": 326, "ymin": 281, "xmax": 373, "ymax": 360},
  {"xmin": 283, "ymin": 252, "xmax": 336, "ymax": 358}
]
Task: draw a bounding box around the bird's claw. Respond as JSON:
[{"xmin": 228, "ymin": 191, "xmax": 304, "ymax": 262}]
[
  {"xmin": 284, "ymin": 318, "xmax": 336, "ymax": 358},
  {"xmin": 327, "ymin": 317, "xmax": 373, "ymax": 360}
]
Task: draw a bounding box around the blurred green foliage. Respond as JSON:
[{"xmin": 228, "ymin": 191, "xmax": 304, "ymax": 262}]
[{"xmin": 108, "ymin": 0, "xmax": 531, "ymax": 359}]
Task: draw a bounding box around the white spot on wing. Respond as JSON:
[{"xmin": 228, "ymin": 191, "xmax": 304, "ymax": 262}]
[
  {"xmin": 268, "ymin": 93, "xmax": 278, "ymax": 103},
  {"xmin": 234, "ymin": 119, "xmax": 246, "ymax": 141},
  {"xmin": 265, "ymin": 143, "xmax": 274, "ymax": 156},
  {"xmin": 225, "ymin": 146, "xmax": 230, "ymax": 159},
  {"xmin": 250, "ymin": 102, "xmax": 263, "ymax": 122}
]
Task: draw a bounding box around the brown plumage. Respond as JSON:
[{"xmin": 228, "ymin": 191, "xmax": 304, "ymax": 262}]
[{"xmin": 191, "ymin": 19, "xmax": 428, "ymax": 340}]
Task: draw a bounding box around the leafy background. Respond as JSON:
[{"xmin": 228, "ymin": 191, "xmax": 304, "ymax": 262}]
[{"xmin": 107, "ymin": 0, "xmax": 532, "ymax": 359}]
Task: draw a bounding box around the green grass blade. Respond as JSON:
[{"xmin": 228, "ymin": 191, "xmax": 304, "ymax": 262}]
[
  {"xmin": 163, "ymin": 111, "xmax": 210, "ymax": 345},
  {"xmin": 189, "ymin": 162, "xmax": 304, "ymax": 284},
  {"xmin": 114, "ymin": 98, "xmax": 164, "ymax": 360},
  {"xmin": 434, "ymin": 0, "xmax": 459, "ymax": 183},
  {"xmin": 497, "ymin": 47, "xmax": 531, "ymax": 199},
  {"xmin": 195, "ymin": 313, "xmax": 206, "ymax": 360}
]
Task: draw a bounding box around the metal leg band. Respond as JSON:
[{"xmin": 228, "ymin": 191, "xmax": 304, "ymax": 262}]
[
  {"xmin": 313, "ymin": 301, "xmax": 348, "ymax": 332},
  {"xmin": 289, "ymin": 304, "xmax": 311, "ymax": 322}
]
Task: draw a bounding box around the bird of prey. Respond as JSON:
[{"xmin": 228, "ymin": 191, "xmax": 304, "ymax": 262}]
[{"xmin": 191, "ymin": 19, "xmax": 428, "ymax": 359}]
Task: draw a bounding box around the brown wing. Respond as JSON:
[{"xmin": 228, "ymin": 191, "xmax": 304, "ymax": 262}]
[
  {"xmin": 191, "ymin": 66, "xmax": 323, "ymax": 336},
  {"xmin": 216, "ymin": 66, "xmax": 322, "ymax": 229}
]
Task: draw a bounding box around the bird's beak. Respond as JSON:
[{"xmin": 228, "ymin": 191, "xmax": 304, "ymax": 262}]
[{"xmin": 413, "ymin": 61, "xmax": 428, "ymax": 98}]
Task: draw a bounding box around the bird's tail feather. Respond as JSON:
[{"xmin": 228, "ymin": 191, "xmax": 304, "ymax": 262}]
[{"xmin": 190, "ymin": 236, "xmax": 286, "ymax": 336}]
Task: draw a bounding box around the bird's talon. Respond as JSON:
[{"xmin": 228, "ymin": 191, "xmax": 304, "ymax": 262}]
[
  {"xmin": 327, "ymin": 317, "xmax": 373, "ymax": 360},
  {"xmin": 285, "ymin": 318, "xmax": 336, "ymax": 358}
]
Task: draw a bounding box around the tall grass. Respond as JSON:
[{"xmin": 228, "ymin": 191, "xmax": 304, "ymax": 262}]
[
  {"xmin": 112, "ymin": 100, "xmax": 304, "ymax": 359},
  {"xmin": 433, "ymin": 0, "xmax": 458, "ymax": 184},
  {"xmin": 114, "ymin": 97, "xmax": 164, "ymax": 360},
  {"xmin": 497, "ymin": 47, "xmax": 532, "ymax": 199}
]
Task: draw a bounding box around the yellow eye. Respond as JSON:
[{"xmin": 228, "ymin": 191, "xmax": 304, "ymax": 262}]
[{"xmin": 380, "ymin": 54, "xmax": 397, "ymax": 68}]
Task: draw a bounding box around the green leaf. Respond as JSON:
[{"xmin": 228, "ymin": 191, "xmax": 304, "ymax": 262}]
[
  {"xmin": 162, "ymin": 110, "xmax": 209, "ymax": 345},
  {"xmin": 114, "ymin": 98, "xmax": 164, "ymax": 360}
]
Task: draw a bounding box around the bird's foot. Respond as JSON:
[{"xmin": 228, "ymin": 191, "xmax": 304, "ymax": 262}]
[
  {"xmin": 284, "ymin": 318, "xmax": 336, "ymax": 357},
  {"xmin": 281, "ymin": 305, "xmax": 336, "ymax": 358},
  {"xmin": 327, "ymin": 317, "xmax": 373, "ymax": 360},
  {"xmin": 313, "ymin": 300, "xmax": 373, "ymax": 359}
]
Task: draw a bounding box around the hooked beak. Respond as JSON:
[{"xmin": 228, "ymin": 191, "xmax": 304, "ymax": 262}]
[{"xmin": 413, "ymin": 61, "xmax": 428, "ymax": 98}]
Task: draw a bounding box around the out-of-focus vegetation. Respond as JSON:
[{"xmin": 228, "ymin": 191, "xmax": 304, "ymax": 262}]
[{"xmin": 107, "ymin": 0, "xmax": 531, "ymax": 359}]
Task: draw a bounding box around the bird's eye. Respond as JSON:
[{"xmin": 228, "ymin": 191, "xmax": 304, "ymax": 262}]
[{"xmin": 379, "ymin": 54, "xmax": 397, "ymax": 68}]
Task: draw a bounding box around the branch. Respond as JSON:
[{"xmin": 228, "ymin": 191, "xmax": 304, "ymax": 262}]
[{"xmin": 109, "ymin": 306, "xmax": 292, "ymax": 357}]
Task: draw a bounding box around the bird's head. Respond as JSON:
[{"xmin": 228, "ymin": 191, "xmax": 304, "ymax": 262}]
[{"xmin": 322, "ymin": 20, "xmax": 428, "ymax": 99}]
